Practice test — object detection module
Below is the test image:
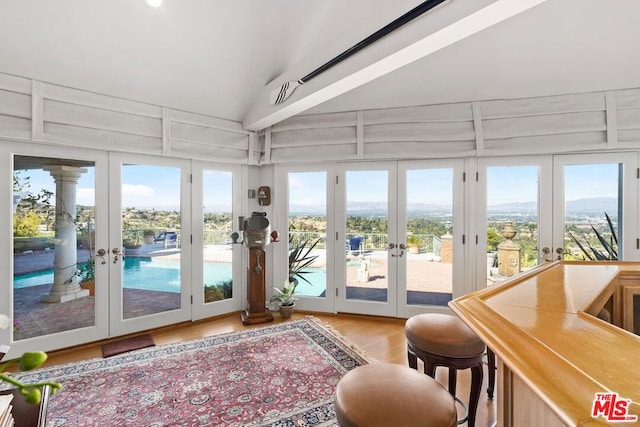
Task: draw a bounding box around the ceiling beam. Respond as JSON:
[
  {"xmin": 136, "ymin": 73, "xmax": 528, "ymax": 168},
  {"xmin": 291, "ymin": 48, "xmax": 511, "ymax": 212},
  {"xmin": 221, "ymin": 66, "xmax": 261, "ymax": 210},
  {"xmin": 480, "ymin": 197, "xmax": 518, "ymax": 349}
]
[{"xmin": 243, "ymin": 0, "xmax": 549, "ymax": 132}]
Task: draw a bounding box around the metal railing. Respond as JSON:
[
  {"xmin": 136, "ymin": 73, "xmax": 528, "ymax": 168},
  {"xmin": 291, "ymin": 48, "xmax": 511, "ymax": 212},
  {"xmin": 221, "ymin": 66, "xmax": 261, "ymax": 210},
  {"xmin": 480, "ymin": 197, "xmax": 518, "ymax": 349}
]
[
  {"xmin": 120, "ymin": 229, "xmax": 442, "ymax": 254},
  {"xmin": 289, "ymin": 231, "xmax": 441, "ymax": 255}
]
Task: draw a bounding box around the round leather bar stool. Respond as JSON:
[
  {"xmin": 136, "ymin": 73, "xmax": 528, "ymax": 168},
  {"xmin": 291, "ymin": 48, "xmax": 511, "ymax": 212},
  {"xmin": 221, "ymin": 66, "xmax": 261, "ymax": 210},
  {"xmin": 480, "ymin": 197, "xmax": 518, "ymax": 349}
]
[
  {"xmin": 334, "ymin": 362, "xmax": 457, "ymax": 427},
  {"xmin": 405, "ymin": 313, "xmax": 485, "ymax": 427}
]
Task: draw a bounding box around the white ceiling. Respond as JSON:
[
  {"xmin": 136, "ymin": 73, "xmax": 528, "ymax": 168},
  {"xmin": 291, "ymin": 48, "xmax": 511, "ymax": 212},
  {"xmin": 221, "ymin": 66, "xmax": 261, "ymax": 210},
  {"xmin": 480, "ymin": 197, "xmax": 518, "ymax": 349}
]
[{"xmin": 0, "ymin": 0, "xmax": 638, "ymax": 130}]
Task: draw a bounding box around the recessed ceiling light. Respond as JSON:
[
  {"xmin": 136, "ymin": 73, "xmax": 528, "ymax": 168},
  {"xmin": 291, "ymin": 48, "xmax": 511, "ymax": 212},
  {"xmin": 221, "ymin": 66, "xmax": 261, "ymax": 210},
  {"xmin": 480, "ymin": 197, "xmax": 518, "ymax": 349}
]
[{"xmin": 144, "ymin": 0, "xmax": 163, "ymax": 8}]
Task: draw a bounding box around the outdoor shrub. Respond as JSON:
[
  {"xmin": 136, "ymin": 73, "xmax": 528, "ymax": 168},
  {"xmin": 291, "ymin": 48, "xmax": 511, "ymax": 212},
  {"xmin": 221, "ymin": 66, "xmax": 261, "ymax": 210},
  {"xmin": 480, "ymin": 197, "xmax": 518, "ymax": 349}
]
[{"xmin": 204, "ymin": 279, "xmax": 233, "ymax": 303}]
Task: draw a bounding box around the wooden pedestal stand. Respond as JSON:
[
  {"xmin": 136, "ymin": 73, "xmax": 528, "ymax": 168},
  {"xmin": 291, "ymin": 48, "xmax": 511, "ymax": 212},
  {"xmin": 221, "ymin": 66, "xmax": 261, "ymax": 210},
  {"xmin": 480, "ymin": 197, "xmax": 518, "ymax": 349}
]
[{"xmin": 241, "ymin": 248, "xmax": 274, "ymax": 325}]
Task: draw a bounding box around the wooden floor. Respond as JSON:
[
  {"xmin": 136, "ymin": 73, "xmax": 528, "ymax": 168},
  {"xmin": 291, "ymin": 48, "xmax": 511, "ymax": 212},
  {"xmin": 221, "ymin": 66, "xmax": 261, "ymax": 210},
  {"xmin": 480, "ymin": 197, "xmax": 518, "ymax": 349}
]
[{"xmin": 43, "ymin": 311, "xmax": 497, "ymax": 426}]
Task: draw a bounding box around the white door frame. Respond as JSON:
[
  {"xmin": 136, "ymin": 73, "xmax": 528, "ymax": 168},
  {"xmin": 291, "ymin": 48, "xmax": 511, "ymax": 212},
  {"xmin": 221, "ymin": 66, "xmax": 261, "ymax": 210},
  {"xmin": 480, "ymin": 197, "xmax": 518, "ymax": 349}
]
[
  {"xmin": 108, "ymin": 153, "xmax": 192, "ymax": 336},
  {"xmin": 475, "ymin": 152, "xmax": 639, "ymax": 292},
  {"xmin": 552, "ymin": 152, "xmax": 639, "ymax": 261},
  {"xmin": 1, "ymin": 142, "xmax": 109, "ymax": 357},
  {"xmin": 475, "ymin": 156, "xmax": 553, "ymax": 290},
  {"xmin": 398, "ymin": 159, "xmax": 465, "ymax": 318},
  {"xmin": 274, "ymin": 163, "xmax": 336, "ymax": 313},
  {"xmin": 191, "ymin": 161, "xmax": 244, "ymax": 320},
  {"xmin": 336, "ymin": 161, "xmax": 397, "ymax": 316},
  {"xmin": 335, "ymin": 160, "xmax": 465, "ymax": 317}
]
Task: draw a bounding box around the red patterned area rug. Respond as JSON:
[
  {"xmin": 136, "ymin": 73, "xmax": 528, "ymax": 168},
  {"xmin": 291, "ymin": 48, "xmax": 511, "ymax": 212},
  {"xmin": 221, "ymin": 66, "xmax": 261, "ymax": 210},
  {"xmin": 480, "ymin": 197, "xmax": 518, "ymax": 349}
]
[{"xmin": 9, "ymin": 317, "xmax": 371, "ymax": 426}]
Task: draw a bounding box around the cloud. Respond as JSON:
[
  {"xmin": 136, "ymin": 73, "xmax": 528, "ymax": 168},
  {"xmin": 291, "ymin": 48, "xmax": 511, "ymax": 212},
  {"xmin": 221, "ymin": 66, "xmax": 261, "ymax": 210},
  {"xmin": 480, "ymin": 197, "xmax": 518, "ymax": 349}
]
[
  {"xmin": 76, "ymin": 187, "xmax": 95, "ymax": 206},
  {"xmin": 122, "ymin": 183, "xmax": 156, "ymax": 207}
]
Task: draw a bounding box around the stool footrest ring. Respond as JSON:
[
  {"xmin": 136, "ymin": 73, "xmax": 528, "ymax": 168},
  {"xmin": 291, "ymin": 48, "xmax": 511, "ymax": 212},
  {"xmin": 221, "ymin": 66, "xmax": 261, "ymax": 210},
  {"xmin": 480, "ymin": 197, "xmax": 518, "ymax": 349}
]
[{"xmin": 454, "ymin": 395, "xmax": 468, "ymax": 425}]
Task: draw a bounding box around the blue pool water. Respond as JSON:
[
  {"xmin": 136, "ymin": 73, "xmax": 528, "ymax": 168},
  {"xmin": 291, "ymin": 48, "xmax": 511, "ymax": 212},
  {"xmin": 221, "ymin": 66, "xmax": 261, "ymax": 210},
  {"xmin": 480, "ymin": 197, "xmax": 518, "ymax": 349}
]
[
  {"xmin": 14, "ymin": 257, "xmax": 233, "ymax": 293},
  {"xmin": 14, "ymin": 257, "xmax": 327, "ymax": 296},
  {"xmin": 288, "ymin": 271, "xmax": 327, "ymax": 297}
]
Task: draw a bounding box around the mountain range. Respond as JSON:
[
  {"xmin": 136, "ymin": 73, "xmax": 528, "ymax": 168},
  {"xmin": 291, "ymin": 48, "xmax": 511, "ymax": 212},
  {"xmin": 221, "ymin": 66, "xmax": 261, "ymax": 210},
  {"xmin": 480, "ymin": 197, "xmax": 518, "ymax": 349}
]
[{"xmin": 292, "ymin": 197, "xmax": 618, "ymax": 217}]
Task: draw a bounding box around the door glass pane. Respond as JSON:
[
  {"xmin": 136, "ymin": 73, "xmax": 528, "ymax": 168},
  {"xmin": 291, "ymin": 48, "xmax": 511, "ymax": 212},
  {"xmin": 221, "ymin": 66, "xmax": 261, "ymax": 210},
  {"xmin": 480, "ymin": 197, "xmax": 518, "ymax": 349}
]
[
  {"xmin": 203, "ymin": 170, "xmax": 233, "ymax": 304},
  {"xmin": 486, "ymin": 166, "xmax": 539, "ymax": 285},
  {"xmin": 13, "ymin": 156, "xmax": 96, "ymax": 340},
  {"xmin": 564, "ymin": 163, "xmax": 621, "ymax": 261},
  {"xmin": 121, "ymin": 164, "xmax": 181, "ymax": 319},
  {"xmin": 405, "ymin": 168, "xmax": 453, "ymax": 306},
  {"xmin": 345, "ymin": 170, "xmax": 388, "ymax": 302},
  {"xmin": 288, "ymin": 172, "xmax": 326, "ymax": 297}
]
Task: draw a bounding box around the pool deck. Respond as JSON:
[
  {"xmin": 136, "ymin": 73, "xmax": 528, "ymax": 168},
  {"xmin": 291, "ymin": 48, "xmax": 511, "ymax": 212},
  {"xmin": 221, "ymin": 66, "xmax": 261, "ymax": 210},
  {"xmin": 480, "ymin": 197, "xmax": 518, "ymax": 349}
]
[
  {"xmin": 12, "ymin": 248, "xmax": 182, "ymax": 340},
  {"xmin": 12, "ymin": 245, "xmax": 454, "ymax": 339},
  {"xmin": 14, "ymin": 249, "xmax": 92, "ymax": 275}
]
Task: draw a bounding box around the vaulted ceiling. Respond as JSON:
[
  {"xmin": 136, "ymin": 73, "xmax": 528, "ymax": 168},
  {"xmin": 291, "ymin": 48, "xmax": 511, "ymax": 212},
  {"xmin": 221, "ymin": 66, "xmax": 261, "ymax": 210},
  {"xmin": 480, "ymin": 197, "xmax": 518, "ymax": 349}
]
[{"xmin": 1, "ymin": 0, "xmax": 638, "ymax": 131}]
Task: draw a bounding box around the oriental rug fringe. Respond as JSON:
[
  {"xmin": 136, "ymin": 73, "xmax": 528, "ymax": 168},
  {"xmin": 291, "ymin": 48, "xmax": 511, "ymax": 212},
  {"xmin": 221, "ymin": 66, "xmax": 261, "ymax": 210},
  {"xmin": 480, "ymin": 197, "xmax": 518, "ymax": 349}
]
[{"xmin": 9, "ymin": 317, "xmax": 371, "ymax": 426}]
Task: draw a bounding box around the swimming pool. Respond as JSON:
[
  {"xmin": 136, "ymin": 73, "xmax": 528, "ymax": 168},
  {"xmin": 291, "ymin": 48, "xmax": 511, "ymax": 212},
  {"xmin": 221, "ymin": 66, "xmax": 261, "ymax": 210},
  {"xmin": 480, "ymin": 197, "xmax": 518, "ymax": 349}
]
[
  {"xmin": 13, "ymin": 257, "xmax": 233, "ymax": 293},
  {"xmin": 14, "ymin": 257, "xmax": 327, "ymax": 297}
]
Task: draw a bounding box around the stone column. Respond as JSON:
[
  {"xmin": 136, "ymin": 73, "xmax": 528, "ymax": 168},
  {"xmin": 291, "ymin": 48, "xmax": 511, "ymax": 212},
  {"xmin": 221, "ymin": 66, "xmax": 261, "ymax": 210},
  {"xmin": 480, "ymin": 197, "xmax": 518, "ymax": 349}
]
[
  {"xmin": 440, "ymin": 233, "xmax": 453, "ymax": 264},
  {"xmin": 497, "ymin": 222, "xmax": 521, "ymax": 277},
  {"xmin": 41, "ymin": 165, "xmax": 90, "ymax": 303}
]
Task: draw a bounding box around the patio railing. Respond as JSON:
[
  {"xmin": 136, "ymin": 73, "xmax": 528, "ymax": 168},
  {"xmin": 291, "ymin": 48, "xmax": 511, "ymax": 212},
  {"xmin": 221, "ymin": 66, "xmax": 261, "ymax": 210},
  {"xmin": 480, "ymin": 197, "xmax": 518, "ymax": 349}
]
[{"xmin": 289, "ymin": 231, "xmax": 441, "ymax": 255}]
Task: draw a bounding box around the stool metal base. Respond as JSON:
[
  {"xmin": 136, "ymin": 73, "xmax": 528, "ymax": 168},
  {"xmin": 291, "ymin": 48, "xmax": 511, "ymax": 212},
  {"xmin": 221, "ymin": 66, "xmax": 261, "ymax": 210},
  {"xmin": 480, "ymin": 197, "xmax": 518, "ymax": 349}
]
[
  {"xmin": 407, "ymin": 341, "xmax": 483, "ymax": 427},
  {"xmin": 486, "ymin": 348, "xmax": 496, "ymax": 399}
]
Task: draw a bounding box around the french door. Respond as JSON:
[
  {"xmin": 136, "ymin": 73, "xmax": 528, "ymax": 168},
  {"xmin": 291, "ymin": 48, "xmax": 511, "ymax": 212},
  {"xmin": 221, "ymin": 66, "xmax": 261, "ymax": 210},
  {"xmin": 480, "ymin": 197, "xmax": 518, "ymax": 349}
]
[
  {"xmin": 4, "ymin": 144, "xmax": 243, "ymax": 356},
  {"xmin": 336, "ymin": 160, "xmax": 464, "ymax": 317},
  {"xmin": 191, "ymin": 161, "xmax": 243, "ymax": 320},
  {"xmin": 477, "ymin": 152, "xmax": 639, "ymax": 288},
  {"xmin": 4, "ymin": 143, "xmax": 109, "ymax": 356},
  {"xmin": 108, "ymin": 153, "xmax": 192, "ymax": 336},
  {"xmin": 276, "ymin": 164, "xmax": 336, "ymax": 313},
  {"xmin": 552, "ymin": 153, "xmax": 637, "ymax": 262}
]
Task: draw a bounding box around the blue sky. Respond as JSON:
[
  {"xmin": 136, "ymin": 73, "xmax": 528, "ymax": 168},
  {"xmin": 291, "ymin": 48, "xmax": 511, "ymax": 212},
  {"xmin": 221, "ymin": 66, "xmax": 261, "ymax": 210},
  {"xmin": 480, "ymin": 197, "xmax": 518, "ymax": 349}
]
[
  {"xmin": 16, "ymin": 163, "xmax": 620, "ymax": 210},
  {"xmin": 16, "ymin": 165, "xmax": 233, "ymax": 211},
  {"xmin": 488, "ymin": 163, "xmax": 619, "ymax": 206}
]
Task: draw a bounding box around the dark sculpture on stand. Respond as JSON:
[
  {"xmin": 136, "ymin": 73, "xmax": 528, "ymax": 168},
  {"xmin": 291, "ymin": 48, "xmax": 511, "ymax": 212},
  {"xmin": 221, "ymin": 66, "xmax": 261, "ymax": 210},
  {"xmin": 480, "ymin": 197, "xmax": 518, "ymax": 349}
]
[{"xmin": 236, "ymin": 212, "xmax": 278, "ymax": 325}]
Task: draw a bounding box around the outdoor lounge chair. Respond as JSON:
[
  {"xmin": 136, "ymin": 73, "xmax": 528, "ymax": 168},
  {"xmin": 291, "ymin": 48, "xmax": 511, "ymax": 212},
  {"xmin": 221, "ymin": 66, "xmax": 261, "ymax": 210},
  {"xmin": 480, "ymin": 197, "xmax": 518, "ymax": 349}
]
[
  {"xmin": 164, "ymin": 232, "xmax": 179, "ymax": 249},
  {"xmin": 348, "ymin": 236, "xmax": 363, "ymax": 255}
]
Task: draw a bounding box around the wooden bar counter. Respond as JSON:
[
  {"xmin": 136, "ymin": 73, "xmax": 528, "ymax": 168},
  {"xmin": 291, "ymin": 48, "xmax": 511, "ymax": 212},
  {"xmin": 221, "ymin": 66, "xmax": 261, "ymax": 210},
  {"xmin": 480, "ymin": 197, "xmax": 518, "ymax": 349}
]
[{"xmin": 449, "ymin": 261, "xmax": 640, "ymax": 426}]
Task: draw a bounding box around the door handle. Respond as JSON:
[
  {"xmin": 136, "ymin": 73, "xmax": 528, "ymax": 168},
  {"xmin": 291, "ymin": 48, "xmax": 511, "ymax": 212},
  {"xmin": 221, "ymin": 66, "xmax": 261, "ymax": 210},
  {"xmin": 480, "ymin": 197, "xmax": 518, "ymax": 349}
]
[
  {"xmin": 542, "ymin": 247, "xmax": 563, "ymax": 262},
  {"xmin": 112, "ymin": 247, "xmax": 124, "ymax": 263},
  {"xmin": 392, "ymin": 244, "xmax": 405, "ymax": 258},
  {"xmin": 387, "ymin": 243, "xmax": 396, "ymax": 250},
  {"xmin": 96, "ymin": 248, "xmax": 107, "ymax": 264}
]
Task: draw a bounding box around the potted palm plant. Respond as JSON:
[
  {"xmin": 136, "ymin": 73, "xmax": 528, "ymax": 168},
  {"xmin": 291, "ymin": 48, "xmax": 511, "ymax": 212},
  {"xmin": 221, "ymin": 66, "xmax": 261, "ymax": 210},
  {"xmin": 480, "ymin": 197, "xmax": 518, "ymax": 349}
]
[
  {"xmin": 142, "ymin": 229, "xmax": 156, "ymax": 245},
  {"xmin": 288, "ymin": 236, "xmax": 320, "ymax": 286},
  {"xmin": 569, "ymin": 212, "xmax": 618, "ymax": 260},
  {"xmin": 270, "ymin": 279, "xmax": 298, "ymax": 318},
  {"xmin": 270, "ymin": 236, "xmax": 320, "ymax": 318}
]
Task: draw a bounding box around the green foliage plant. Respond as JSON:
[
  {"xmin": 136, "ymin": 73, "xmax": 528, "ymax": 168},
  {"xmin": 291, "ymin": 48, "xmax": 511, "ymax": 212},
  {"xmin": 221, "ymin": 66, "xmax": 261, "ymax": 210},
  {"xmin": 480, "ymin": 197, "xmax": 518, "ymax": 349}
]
[
  {"xmin": 204, "ymin": 279, "xmax": 233, "ymax": 303},
  {"xmin": 288, "ymin": 235, "xmax": 320, "ymax": 286},
  {"xmin": 0, "ymin": 352, "xmax": 61, "ymax": 404},
  {"xmin": 77, "ymin": 257, "xmax": 95, "ymax": 283},
  {"xmin": 0, "ymin": 314, "xmax": 61, "ymax": 404},
  {"xmin": 122, "ymin": 239, "xmax": 142, "ymax": 249},
  {"xmin": 406, "ymin": 234, "xmax": 423, "ymax": 247},
  {"xmin": 487, "ymin": 227, "xmax": 502, "ymax": 252},
  {"xmin": 270, "ymin": 279, "xmax": 298, "ymax": 307},
  {"xmin": 569, "ymin": 212, "xmax": 618, "ymax": 260},
  {"xmin": 13, "ymin": 211, "xmax": 41, "ymax": 237}
]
